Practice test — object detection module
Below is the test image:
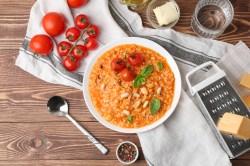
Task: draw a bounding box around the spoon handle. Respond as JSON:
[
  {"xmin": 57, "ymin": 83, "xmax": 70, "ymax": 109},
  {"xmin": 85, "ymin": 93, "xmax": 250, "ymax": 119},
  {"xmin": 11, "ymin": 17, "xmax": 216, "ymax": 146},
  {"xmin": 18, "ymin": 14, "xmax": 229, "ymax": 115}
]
[{"xmin": 65, "ymin": 114, "xmax": 108, "ymax": 155}]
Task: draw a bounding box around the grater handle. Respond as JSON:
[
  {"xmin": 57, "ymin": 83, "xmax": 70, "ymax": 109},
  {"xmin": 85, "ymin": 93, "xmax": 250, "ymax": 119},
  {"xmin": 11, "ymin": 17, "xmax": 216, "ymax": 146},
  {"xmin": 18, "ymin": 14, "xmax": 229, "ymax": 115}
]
[{"xmin": 186, "ymin": 61, "xmax": 222, "ymax": 96}]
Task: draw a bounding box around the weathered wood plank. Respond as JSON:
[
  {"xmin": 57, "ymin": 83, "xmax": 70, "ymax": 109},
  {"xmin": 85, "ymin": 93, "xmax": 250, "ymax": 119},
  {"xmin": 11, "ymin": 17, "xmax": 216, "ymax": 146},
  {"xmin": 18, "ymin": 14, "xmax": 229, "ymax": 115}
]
[
  {"xmin": 0, "ymin": 160, "xmax": 147, "ymax": 166},
  {"xmin": 0, "ymin": 122, "xmax": 143, "ymax": 160},
  {"xmin": 0, "ymin": 159, "xmax": 249, "ymax": 166}
]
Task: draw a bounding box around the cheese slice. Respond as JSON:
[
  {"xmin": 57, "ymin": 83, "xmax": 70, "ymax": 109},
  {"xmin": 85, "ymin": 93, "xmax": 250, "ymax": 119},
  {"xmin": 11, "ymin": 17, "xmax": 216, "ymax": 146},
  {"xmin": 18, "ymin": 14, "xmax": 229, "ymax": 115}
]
[
  {"xmin": 240, "ymin": 73, "xmax": 250, "ymax": 89},
  {"xmin": 243, "ymin": 96, "xmax": 250, "ymax": 108},
  {"xmin": 153, "ymin": 2, "xmax": 178, "ymax": 26},
  {"xmin": 217, "ymin": 112, "xmax": 250, "ymax": 139}
]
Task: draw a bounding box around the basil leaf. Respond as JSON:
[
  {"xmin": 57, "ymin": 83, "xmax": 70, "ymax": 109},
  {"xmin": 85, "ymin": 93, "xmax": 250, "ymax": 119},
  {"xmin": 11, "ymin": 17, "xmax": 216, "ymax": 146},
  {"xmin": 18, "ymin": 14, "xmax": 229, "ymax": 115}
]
[
  {"xmin": 157, "ymin": 61, "xmax": 163, "ymax": 70},
  {"xmin": 150, "ymin": 98, "xmax": 161, "ymax": 115},
  {"xmin": 127, "ymin": 115, "xmax": 132, "ymax": 123},
  {"xmin": 134, "ymin": 75, "xmax": 146, "ymax": 88},
  {"xmin": 141, "ymin": 65, "xmax": 154, "ymax": 77}
]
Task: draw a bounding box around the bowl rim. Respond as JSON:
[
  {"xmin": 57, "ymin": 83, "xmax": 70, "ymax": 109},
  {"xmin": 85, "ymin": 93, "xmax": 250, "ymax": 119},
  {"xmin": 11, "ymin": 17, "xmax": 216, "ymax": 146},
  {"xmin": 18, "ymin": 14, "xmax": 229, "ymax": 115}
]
[
  {"xmin": 116, "ymin": 141, "xmax": 139, "ymax": 164},
  {"xmin": 83, "ymin": 37, "xmax": 182, "ymax": 133}
]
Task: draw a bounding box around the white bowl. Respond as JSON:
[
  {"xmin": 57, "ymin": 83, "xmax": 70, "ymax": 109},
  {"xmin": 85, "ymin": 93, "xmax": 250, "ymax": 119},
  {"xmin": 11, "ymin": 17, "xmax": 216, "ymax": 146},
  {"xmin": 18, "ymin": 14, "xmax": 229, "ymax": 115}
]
[{"xmin": 83, "ymin": 37, "xmax": 181, "ymax": 133}]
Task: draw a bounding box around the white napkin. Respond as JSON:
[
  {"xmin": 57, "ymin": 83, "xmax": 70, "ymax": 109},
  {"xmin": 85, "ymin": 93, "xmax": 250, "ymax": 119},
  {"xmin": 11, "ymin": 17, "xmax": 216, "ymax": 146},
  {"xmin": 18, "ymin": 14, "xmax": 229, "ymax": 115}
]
[{"xmin": 16, "ymin": 0, "xmax": 249, "ymax": 165}]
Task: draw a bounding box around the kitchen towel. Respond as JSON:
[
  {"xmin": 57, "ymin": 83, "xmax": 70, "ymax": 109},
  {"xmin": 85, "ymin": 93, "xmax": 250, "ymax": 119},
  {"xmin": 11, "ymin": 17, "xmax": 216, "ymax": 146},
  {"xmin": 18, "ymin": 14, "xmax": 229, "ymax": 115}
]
[{"xmin": 16, "ymin": 0, "xmax": 249, "ymax": 165}]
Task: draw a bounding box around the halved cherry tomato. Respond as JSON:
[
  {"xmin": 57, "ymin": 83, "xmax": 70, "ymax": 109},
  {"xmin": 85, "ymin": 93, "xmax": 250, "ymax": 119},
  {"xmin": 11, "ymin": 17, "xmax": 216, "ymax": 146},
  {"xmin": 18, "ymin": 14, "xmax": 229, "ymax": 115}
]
[
  {"xmin": 67, "ymin": 0, "xmax": 88, "ymax": 8},
  {"xmin": 75, "ymin": 14, "xmax": 90, "ymax": 29},
  {"xmin": 110, "ymin": 58, "xmax": 126, "ymax": 72},
  {"xmin": 65, "ymin": 27, "xmax": 81, "ymax": 42},
  {"xmin": 84, "ymin": 37, "xmax": 98, "ymax": 50},
  {"xmin": 30, "ymin": 34, "xmax": 53, "ymax": 56},
  {"xmin": 72, "ymin": 45, "xmax": 88, "ymax": 60},
  {"xmin": 63, "ymin": 56, "xmax": 80, "ymax": 71},
  {"xmin": 57, "ymin": 41, "xmax": 72, "ymax": 56},
  {"xmin": 120, "ymin": 68, "xmax": 137, "ymax": 82},
  {"xmin": 87, "ymin": 25, "xmax": 100, "ymax": 38},
  {"xmin": 126, "ymin": 52, "xmax": 144, "ymax": 67},
  {"xmin": 42, "ymin": 12, "xmax": 65, "ymax": 37}
]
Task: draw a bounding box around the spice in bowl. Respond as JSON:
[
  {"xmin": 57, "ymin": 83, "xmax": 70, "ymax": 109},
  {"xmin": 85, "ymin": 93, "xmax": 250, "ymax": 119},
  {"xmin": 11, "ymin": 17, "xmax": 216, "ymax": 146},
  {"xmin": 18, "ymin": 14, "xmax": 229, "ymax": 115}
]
[{"xmin": 116, "ymin": 141, "xmax": 139, "ymax": 164}]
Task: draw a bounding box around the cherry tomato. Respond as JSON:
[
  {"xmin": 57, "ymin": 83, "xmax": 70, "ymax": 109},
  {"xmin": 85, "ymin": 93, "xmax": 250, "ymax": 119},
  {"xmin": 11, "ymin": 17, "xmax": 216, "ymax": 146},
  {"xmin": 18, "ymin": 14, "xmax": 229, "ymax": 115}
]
[
  {"xmin": 63, "ymin": 56, "xmax": 80, "ymax": 71},
  {"xmin": 110, "ymin": 58, "xmax": 126, "ymax": 72},
  {"xmin": 67, "ymin": 0, "xmax": 88, "ymax": 8},
  {"xmin": 65, "ymin": 27, "xmax": 81, "ymax": 42},
  {"xmin": 42, "ymin": 12, "xmax": 65, "ymax": 36},
  {"xmin": 57, "ymin": 41, "xmax": 72, "ymax": 56},
  {"xmin": 120, "ymin": 68, "xmax": 137, "ymax": 82},
  {"xmin": 75, "ymin": 14, "xmax": 90, "ymax": 29},
  {"xmin": 87, "ymin": 25, "xmax": 100, "ymax": 38},
  {"xmin": 30, "ymin": 34, "xmax": 53, "ymax": 56},
  {"xmin": 126, "ymin": 52, "xmax": 144, "ymax": 67},
  {"xmin": 72, "ymin": 45, "xmax": 88, "ymax": 60},
  {"xmin": 84, "ymin": 37, "xmax": 98, "ymax": 50}
]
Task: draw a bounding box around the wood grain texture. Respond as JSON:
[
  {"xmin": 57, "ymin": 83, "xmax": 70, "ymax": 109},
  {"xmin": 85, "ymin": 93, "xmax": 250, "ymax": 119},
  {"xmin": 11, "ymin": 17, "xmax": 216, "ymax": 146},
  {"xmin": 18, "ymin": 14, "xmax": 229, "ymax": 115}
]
[
  {"xmin": 0, "ymin": 122, "xmax": 143, "ymax": 160},
  {"xmin": 0, "ymin": 160, "xmax": 146, "ymax": 166},
  {"xmin": 0, "ymin": 0, "xmax": 249, "ymax": 165}
]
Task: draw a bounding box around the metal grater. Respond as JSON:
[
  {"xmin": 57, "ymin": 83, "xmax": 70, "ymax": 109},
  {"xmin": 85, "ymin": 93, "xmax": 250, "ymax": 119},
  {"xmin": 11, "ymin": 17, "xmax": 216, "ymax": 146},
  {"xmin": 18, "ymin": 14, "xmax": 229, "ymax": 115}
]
[{"xmin": 186, "ymin": 61, "xmax": 250, "ymax": 159}]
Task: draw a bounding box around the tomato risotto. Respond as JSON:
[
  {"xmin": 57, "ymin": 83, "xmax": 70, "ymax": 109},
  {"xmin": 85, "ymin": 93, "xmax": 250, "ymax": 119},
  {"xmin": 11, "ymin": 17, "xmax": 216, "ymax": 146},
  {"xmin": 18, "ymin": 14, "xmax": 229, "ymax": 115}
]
[{"xmin": 89, "ymin": 44, "xmax": 175, "ymax": 128}]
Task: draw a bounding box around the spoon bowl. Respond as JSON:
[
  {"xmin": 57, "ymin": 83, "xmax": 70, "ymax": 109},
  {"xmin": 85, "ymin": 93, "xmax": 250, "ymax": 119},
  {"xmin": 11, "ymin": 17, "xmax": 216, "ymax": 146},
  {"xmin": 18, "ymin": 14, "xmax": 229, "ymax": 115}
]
[{"xmin": 47, "ymin": 96, "xmax": 68, "ymax": 116}]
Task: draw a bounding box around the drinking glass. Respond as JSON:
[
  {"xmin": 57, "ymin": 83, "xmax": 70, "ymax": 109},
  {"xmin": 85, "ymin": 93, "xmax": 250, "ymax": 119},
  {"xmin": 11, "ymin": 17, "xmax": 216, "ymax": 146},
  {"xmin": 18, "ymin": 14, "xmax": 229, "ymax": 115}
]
[
  {"xmin": 120, "ymin": 0, "xmax": 148, "ymax": 10},
  {"xmin": 191, "ymin": 0, "xmax": 234, "ymax": 39}
]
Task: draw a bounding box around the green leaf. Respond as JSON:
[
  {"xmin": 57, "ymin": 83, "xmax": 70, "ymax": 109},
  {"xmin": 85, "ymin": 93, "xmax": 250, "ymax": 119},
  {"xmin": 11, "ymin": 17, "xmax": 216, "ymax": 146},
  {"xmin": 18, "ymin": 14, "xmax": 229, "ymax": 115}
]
[
  {"xmin": 157, "ymin": 61, "xmax": 163, "ymax": 70},
  {"xmin": 134, "ymin": 75, "xmax": 146, "ymax": 88},
  {"xmin": 150, "ymin": 98, "xmax": 161, "ymax": 115},
  {"xmin": 141, "ymin": 65, "xmax": 154, "ymax": 77},
  {"xmin": 127, "ymin": 115, "xmax": 132, "ymax": 123}
]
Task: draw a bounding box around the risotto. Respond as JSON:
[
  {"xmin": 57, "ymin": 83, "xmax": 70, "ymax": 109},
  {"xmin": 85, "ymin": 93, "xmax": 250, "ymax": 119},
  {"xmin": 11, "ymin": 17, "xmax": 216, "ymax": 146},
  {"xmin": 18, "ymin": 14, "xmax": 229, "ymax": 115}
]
[{"xmin": 89, "ymin": 44, "xmax": 175, "ymax": 128}]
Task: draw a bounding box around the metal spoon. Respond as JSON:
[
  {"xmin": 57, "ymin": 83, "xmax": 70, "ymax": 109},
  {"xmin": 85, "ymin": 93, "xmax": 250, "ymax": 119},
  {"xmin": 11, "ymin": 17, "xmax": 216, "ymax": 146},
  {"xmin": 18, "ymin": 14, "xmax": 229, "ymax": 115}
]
[{"xmin": 47, "ymin": 96, "xmax": 108, "ymax": 154}]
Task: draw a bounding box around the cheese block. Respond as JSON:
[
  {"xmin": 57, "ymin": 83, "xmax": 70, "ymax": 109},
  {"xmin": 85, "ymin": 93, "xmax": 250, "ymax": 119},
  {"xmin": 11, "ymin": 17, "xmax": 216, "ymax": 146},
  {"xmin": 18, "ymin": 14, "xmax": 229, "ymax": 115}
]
[
  {"xmin": 240, "ymin": 73, "xmax": 250, "ymax": 89},
  {"xmin": 243, "ymin": 96, "xmax": 250, "ymax": 108},
  {"xmin": 153, "ymin": 1, "xmax": 178, "ymax": 26},
  {"xmin": 217, "ymin": 112, "xmax": 250, "ymax": 139}
]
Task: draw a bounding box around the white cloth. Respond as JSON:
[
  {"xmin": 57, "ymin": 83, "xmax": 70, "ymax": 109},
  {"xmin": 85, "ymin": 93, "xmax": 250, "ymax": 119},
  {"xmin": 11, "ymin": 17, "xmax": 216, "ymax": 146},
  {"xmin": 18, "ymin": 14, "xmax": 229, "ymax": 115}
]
[{"xmin": 16, "ymin": 0, "xmax": 250, "ymax": 165}]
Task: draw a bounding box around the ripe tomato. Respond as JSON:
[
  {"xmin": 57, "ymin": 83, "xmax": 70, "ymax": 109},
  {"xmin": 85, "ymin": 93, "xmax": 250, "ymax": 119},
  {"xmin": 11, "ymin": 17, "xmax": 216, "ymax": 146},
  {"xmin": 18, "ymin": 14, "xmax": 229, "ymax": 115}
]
[
  {"xmin": 30, "ymin": 34, "xmax": 53, "ymax": 56},
  {"xmin": 57, "ymin": 41, "xmax": 72, "ymax": 56},
  {"xmin": 42, "ymin": 12, "xmax": 65, "ymax": 36},
  {"xmin": 110, "ymin": 58, "xmax": 126, "ymax": 72},
  {"xmin": 120, "ymin": 68, "xmax": 137, "ymax": 82},
  {"xmin": 67, "ymin": 0, "xmax": 88, "ymax": 8},
  {"xmin": 63, "ymin": 56, "xmax": 80, "ymax": 71},
  {"xmin": 65, "ymin": 27, "xmax": 81, "ymax": 42},
  {"xmin": 72, "ymin": 45, "xmax": 88, "ymax": 60},
  {"xmin": 87, "ymin": 25, "xmax": 100, "ymax": 38},
  {"xmin": 75, "ymin": 14, "xmax": 90, "ymax": 29},
  {"xmin": 84, "ymin": 37, "xmax": 98, "ymax": 50},
  {"xmin": 126, "ymin": 52, "xmax": 144, "ymax": 67}
]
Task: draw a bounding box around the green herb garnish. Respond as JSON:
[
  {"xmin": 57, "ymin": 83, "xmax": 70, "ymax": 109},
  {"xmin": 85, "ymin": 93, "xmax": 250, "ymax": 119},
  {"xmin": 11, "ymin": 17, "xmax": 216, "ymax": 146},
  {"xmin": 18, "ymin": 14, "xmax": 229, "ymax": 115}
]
[
  {"xmin": 157, "ymin": 61, "xmax": 163, "ymax": 70},
  {"xmin": 134, "ymin": 65, "xmax": 154, "ymax": 88},
  {"xmin": 150, "ymin": 98, "xmax": 161, "ymax": 115},
  {"xmin": 127, "ymin": 115, "xmax": 133, "ymax": 123}
]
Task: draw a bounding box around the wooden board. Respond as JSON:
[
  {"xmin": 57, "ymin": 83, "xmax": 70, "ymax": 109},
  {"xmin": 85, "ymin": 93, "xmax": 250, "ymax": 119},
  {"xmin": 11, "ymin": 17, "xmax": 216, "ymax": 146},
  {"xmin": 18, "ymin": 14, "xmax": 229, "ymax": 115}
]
[{"xmin": 0, "ymin": 0, "xmax": 249, "ymax": 165}]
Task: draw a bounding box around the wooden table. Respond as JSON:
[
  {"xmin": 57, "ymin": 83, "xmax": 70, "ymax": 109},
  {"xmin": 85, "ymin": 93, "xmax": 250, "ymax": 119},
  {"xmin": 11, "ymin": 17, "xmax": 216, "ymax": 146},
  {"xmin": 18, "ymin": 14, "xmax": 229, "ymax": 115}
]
[{"xmin": 0, "ymin": 0, "xmax": 249, "ymax": 165}]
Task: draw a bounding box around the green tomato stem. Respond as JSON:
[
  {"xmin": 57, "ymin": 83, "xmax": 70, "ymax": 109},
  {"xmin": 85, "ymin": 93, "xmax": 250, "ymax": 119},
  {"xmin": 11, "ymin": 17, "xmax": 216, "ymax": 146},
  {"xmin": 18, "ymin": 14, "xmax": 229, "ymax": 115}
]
[{"xmin": 66, "ymin": 23, "xmax": 92, "ymax": 57}]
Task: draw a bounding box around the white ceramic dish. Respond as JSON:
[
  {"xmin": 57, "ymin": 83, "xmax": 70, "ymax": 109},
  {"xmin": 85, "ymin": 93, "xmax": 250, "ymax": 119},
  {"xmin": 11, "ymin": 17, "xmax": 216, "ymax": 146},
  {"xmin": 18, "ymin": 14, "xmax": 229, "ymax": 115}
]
[
  {"xmin": 83, "ymin": 37, "xmax": 181, "ymax": 133},
  {"xmin": 116, "ymin": 141, "xmax": 139, "ymax": 164}
]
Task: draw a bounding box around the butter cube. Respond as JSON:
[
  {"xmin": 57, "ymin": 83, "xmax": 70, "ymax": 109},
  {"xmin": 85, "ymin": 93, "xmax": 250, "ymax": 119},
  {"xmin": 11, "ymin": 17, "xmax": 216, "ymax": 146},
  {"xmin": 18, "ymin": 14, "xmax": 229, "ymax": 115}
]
[
  {"xmin": 153, "ymin": 2, "xmax": 178, "ymax": 26},
  {"xmin": 240, "ymin": 73, "xmax": 250, "ymax": 89},
  {"xmin": 243, "ymin": 96, "xmax": 250, "ymax": 108},
  {"xmin": 217, "ymin": 112, "xmax": 250, "ymax": 139}
]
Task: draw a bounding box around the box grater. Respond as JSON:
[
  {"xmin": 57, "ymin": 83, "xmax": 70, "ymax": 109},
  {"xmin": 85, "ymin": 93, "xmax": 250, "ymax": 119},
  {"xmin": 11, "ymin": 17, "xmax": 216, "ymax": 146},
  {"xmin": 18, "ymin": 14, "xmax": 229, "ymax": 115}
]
[{"xmin": 186, "ymin": 61, "xmax": 250, "ymax": 159}]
